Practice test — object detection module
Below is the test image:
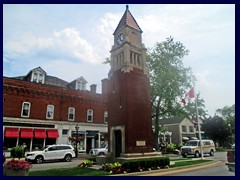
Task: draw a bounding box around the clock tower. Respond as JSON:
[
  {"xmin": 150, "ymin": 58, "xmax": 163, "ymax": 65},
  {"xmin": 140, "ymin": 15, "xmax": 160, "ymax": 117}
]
[{"xmin": 108, "ymin": 5, "xmax": 156, "ymax": 158}]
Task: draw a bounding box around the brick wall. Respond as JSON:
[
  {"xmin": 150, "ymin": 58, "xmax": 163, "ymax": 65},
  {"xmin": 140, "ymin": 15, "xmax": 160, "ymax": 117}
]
[{"xmin": 3, "ymin": 77, "xmax": 108, "ymax": 124}]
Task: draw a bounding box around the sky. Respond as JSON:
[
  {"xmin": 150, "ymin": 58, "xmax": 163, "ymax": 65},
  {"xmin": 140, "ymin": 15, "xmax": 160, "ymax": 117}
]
[{"xmin": 3, "ymin": 4, "xmax": 235, "ymax": 117}]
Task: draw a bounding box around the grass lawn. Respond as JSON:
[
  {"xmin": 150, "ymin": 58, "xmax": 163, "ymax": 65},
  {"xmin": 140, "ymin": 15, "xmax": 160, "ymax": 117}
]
[
  {"xmin": 29, "ymin": 167, "xmax": 109, "ymax": 176},
  {"xmin": 170, "ymin": 159, "xmax": 213, "ymax": 168}
]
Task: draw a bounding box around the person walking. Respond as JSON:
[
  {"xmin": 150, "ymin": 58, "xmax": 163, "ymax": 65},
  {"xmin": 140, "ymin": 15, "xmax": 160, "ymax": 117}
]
[{"xmin": 22, "ymin": 143, "xmax": 27, "ymax": 155}]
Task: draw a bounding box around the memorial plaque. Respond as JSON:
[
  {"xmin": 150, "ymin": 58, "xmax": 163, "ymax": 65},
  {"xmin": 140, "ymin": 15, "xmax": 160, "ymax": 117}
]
[{"xmin": 136, "ymin": 141, "xmax": 146, "ymax": 146}]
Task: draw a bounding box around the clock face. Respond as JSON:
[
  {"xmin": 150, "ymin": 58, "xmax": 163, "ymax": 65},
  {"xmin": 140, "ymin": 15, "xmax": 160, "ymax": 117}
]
[{"xmin": 117, "ymin": 33, "xmax": 124, "ymax": 45}]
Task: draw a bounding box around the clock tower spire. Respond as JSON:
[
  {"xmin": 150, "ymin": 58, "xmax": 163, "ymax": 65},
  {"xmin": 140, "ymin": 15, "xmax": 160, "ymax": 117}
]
[{"xmin": 109, "ymin": 5, "xmax": 148, "ymax": 77}]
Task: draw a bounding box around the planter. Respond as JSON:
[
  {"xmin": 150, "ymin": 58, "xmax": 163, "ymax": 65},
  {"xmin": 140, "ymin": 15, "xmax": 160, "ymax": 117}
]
[{"xmin": 3, "ymin": 165, "xmax": 30, "ymax": 176}]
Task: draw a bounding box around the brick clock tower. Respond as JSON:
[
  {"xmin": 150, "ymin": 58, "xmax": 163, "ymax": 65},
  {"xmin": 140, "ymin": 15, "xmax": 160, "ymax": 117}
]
[{"xmin": 108, "ymin": 5, "xmax": 157, "ymax": 158}]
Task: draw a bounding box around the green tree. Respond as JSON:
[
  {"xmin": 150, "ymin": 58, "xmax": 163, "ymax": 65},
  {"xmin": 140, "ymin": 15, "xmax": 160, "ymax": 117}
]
[
  {"xmin": 216, "ymin": 105, "xmax": 235, "ymax": 144},
  {"xmin": 201, "ymin": 116, "xmax": 229, "ymax": 147},
  {"xmin": 216, "ymin": 105, "xmax": 235, "ymax": 125},
  {"xmin": 147, "ymin": 37, "xmax": 196, "ymax": 149}
]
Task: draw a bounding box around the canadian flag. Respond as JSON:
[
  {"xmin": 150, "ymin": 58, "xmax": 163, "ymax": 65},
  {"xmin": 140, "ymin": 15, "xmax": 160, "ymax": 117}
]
[{"xmin": 181, "ymin": 87, "xmax": 195, "ymax": 105}]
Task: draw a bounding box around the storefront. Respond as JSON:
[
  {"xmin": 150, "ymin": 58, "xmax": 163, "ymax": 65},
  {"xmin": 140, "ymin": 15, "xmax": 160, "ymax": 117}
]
[{"xmin": 3, "ymin": 127, "xmax": 59, "ymax": 152}]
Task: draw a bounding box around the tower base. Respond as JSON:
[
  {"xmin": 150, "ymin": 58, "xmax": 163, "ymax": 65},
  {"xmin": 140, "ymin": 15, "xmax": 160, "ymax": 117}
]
[{"xmin": 116, "ymin": 151, "xmax": 162, "ymax": 163}]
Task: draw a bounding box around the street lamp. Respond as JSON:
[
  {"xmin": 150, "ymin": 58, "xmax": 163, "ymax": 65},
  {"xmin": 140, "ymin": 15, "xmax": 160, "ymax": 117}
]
[
  {"xmin": 75, "ymin": 124, "xmax": 79, "ymax": 158},
  {"xmin": 228, "ymin": 124, "xmax": 232, "ymax": 145}
]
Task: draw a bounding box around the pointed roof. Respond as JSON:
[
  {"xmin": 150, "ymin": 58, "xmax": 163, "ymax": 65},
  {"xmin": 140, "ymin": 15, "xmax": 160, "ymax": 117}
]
[{"xmin": 113, "ymin": 5, "xmax": 142, "ymax": 35}]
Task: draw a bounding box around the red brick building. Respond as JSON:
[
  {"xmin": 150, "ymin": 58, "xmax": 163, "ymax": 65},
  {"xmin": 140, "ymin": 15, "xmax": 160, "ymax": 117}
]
[{"xmin": 3, "ymin": 66, "xmax": 108, "ymax": 153}]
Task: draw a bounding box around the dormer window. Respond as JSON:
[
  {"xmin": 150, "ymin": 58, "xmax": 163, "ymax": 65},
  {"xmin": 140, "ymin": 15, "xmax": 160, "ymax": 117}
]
[
  {"xmin": 30, "ymin": 67, "xmax": 46, "ymax": 84},
  {"xmin": 76, "ymin": 81, "xmax": 86, "ymax": 91},
  {"xmin": 75, "ymin": 76, "xmax": 87, "ymax": 91}
]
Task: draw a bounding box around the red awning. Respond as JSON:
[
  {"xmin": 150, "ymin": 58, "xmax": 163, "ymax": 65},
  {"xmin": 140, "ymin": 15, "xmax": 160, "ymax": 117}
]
[
  {"xmin": 47, "ymin": 129, "xmax": 59, "ymax": 138},
  {"xmin": 34, "ymin": 129, "xmax": 47, "ymax": 138},
  {"xmin": 5, "ymin": 128, "xmax": 19, "ymax": 138},
  {"xmin": 21, "ymin": 128, "xmax": 33, "ymax": 138}
]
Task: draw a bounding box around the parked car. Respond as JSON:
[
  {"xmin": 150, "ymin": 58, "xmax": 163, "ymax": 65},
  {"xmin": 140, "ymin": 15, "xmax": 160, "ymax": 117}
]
[
  {"xmin": 89, "ymin": 144, "xmax": 108, "ymax": 156},
  {"xmin": 181, "ymin": 139, "xmax": 216, "ymax": 158},
  {"xmin": 25, "ymin": 144, "xmax": 75, "ymax": 164}
]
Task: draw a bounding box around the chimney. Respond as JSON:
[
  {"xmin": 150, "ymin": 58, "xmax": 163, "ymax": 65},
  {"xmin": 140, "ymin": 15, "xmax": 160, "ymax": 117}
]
[
  {"xmin": 101, "ymin": 78, "xmax": 108, "ymax": 95},
  {"xmin": 90, "ymin": 84, "xmax": 97, "ymax": 93}
]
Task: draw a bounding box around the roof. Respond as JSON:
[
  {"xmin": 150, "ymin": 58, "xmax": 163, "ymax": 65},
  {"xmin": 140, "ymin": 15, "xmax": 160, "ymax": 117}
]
[
  {"xmin": 44, "ymin": 75, "xmax": 69, "ymax": 87},
  {"xmin": 159, "ymin": 117, "xmax": 186, "ymax": 125},
  {"xmin": 113, "ymin": 5, "xmax": 142, "ymax": 35}
]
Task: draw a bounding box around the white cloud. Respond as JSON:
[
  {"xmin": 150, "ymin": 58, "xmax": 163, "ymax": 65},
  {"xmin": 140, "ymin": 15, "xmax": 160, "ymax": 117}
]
[{"xmin": 4, "ymin": 28, "xmax": 101, "ymax": 64}]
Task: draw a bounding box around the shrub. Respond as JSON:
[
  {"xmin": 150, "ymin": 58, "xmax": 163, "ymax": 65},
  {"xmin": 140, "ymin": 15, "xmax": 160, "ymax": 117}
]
[
  {"xmin": 176, "ymin": 143, "xmax": 183, "ymax": 150},
  {"xmin": 10, "ymin": 146, "xmax": 24, "ymax": 159},
  {"xmin": 79, "ymin": 160, "xmax": 94, "ymax": 167},
  {"xmin": 100, "ymin": 162, "xmax": 123, "ymax": 174},
  {"xmin": 88, "ymin": 156, "xmax": 96, "ymax": 164},
  {"xmin": 166, "ymin": 143, "xmax": 176, "ymax": 153}
]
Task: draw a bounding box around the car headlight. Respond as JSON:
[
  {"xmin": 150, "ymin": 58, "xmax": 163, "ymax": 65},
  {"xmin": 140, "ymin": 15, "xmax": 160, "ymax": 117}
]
[{"xmin": 26, "ymin": 153, "xmax": 35, "ymax": 157}]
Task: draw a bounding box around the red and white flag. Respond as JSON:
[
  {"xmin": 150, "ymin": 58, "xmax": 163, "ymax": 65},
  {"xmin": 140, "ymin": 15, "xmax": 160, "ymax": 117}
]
[{"xmin": 181, "ymin": 87, "xmax": 195, "ymax": 105}]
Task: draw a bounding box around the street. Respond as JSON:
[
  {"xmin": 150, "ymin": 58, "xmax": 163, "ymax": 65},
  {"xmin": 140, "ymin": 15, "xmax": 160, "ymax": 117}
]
[{"xmin": 30, "ymin": 158, "xmax": 84, "ymax": 171}]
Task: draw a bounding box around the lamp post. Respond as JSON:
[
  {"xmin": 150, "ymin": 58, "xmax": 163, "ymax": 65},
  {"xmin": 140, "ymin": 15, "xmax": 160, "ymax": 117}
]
[
  {"xmin": 228, "ymin": 124, "xmax": 232, "ymax": 145},
  {"xmin": 75, "ymin": 124, "xmax": 79, "ymax": 158}
]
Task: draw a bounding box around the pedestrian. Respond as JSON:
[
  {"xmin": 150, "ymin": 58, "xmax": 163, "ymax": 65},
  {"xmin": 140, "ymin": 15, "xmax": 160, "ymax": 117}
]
[{"xmin": 22, "ymin": 143, "xmax": 27, "ymax": 155}]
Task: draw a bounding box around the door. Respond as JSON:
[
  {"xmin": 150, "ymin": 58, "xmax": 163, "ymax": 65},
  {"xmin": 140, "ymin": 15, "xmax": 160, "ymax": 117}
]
[{"xmin": 115, "ymin": 130, "xmax": 122, "ymax": 157}]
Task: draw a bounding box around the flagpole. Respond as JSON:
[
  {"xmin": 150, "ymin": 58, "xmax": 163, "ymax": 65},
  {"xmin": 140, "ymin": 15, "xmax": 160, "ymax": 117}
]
[{"xmin": 195, "ymin": 88, "xmax": 204, "ymax": 160}]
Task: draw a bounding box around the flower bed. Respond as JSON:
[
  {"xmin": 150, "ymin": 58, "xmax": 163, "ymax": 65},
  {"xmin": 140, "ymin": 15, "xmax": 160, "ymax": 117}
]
[{"xmin": 4, "ymin": 159, "xmax": 32, "ymax": 176}]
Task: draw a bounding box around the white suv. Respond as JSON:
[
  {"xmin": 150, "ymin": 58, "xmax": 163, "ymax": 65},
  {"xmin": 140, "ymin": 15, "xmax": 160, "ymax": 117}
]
[
  {"xmin": 89, "ymin": 144, "xmax": 108, "ymax": 156},
  {"xmin": 25, "ymin": 144, "xmax": 75, "ymax": 164},
  {"xmin": 181, "ymin": 139, "xmax": 216, "ymax": 158}
]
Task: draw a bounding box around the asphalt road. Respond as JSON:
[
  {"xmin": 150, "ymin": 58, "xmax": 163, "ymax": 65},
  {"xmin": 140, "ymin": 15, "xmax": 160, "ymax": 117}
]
[{"xmin": 30, "ymin": 158, "xmax": 85, "ymax": 171}]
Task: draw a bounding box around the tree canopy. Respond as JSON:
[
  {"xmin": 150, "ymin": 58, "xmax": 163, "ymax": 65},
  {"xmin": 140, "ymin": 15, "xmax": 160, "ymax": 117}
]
[{"xmin": 146, "ymin": 37, "xmax": 207, "ymax": 148}]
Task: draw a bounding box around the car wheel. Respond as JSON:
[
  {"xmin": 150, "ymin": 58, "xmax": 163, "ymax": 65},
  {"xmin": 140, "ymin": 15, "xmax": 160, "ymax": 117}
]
[
  {"xmin": 98, "ymin": 152, "xmax": 105, "ymax": 156},
  {"xmin": 35, "ymin": 155, "xmax": 44, "ymax": 164},
  {"xmin": 209, "ymin": 150, "xmax": 214, "ymax": 156},
  {"xmin": 64, "ymin": 154, "xmax": 72, "ymax": 162},
  {"xmin": 195, "ymin": 151, "xmax": 200, "ymax": 158}
]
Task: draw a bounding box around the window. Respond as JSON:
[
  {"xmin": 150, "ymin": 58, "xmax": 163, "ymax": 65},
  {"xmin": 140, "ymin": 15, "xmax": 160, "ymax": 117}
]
[
  {"xmin": 76, "ymin": 81, "xmax": 85, "ymax": 90},
  {"xmin": 189, "ymin": 126, "xmax": 194, "ymax": 133},
  {"xmin": 76, "ymin": 77, "xmax": 87, "ymax": 91},
  {"xmin": 87, "ymin": 109, "xmax": 93, "ymax": 122},
  {"xmin": 181, "ymin": 125, "xmax": 187, "ymax": 133},
  {"xmin": 31, "ymin": 71, "xmax": 45, "ymax": 84},
  {"xmin": 204, "ymin": 141, "xmax": 211, "ymax": 146},
  {"xmin": 104, "ymin": 111, "xmax": 108, "ymax": 123},
  {"xmin": 68, "ymin": 107, "xmax": 75, "ymax": 121},
  {"xmin": 21, "ymin": 102, "xmax": 31, "ymax": 117},
  {"xmin": 62, "ymin": 129, "xmax": 68, "ymax": 136},
  {"xmin": 46, "ymin": 105, "xmax": 54, "ymax": 119}
]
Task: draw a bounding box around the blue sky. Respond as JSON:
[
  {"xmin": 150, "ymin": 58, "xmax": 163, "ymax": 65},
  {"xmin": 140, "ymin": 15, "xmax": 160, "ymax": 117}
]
[{"xmin": 3, "ymin": 4, "xmax": 235, "ymax": 116}]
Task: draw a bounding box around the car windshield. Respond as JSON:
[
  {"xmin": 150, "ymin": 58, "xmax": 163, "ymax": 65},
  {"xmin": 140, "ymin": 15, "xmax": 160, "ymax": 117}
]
[
  {"xmin": 100, "ymin": 144, "xmax": 108, "ymax": 148},
  {"xmin": 185, "ymin": 141, "xmax": 199, "ymax": 146}
]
